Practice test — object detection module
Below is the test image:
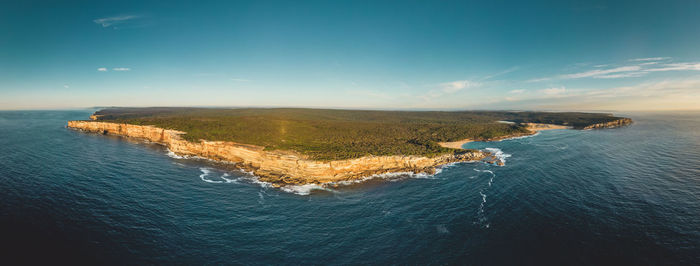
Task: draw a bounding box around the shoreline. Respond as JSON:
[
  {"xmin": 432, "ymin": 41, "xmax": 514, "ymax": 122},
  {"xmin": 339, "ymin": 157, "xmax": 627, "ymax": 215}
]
[
  {"xmin": 438, "ymin": 139, "xmax": 473, "ymax": 149},
  {"xmin": 67, "ymin": 118, "xmax": 631, "ymax": 188},
  {"xmin": 437, "ymin": 123, "xmax": 574, "ymax": 150},
  {"xmin": 67, "ymin": 120, "xmax": 490, "ymax": 186}
]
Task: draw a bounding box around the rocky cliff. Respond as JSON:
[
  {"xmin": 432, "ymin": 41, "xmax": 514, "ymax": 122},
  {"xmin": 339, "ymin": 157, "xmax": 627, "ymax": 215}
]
[
  {"xmin": 67, "ymin": 121, "xmax": 488, "ymax": 185},
  {"xmin": 583, "ymin": 118, "xmax": 633, "ymax": 130}
]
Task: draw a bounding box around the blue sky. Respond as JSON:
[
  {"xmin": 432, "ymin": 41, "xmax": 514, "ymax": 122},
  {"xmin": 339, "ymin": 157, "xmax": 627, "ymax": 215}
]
[{"xmin": 2, "ymin": 0, "xmax": 699, "ymax": 110}]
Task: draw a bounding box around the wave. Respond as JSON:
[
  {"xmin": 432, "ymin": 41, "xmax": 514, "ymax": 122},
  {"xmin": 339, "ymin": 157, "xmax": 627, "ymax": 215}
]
[
  {"xmin": 279, "ymin": 184, "xmax": 334, "ymax": 195},
  {"xmin": 198, "ymin": 168, "xmax": 242, "ymax": 184},
  {"xmin": 498, "ymin": 131, "xmax": 540, "ymax": 142},
  {"xmin": 166, "ymin": 149, "xmax": 235, "ymax": 165},
  {"xmin": 274, "ymin": 163, "xmax": 465, "ymax": 195},
  {"xmin": 167, "ymin": 149, "xmax": 185, "ymax": 159},
  {"xmin": 220, "ymin": 173, "xmax": 239, "ymax": 183},
  {"xmin": 474, "ymin": 168, "xmax": 495, "ymax": 228},
  {"xmin": 484, "ymin": 148, "xmax": 511, "ymax": 166},
  {"xmin": 199, "ymin": 168, "xmax": 224, "ymax": 183},
  {"xmin": 189, "ymin": 153, "xmax": 471, "ymax": 195},
  {"xmin": 264, "ymin": 166, "xmax": 455, "ymax": 195}
]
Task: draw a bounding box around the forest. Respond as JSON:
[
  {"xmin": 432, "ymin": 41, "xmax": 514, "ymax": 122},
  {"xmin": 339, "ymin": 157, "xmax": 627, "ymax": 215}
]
[{"xmin": 91, "ymin": 107, "xmax": 625, "ymax": 160}]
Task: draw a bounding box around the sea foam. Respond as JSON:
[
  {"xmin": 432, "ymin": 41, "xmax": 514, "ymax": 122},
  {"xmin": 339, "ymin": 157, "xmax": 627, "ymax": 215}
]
[
  {"xmin": 188, "ymin": 150, "xmax": 474, "ymax": 195},
  {"xmin": 484, "ymin": 148, "xmax": 511, "ymax": 166},
  {"xmin": 199, "ymin": 168, "xmax": 224, "ymax": 183}
]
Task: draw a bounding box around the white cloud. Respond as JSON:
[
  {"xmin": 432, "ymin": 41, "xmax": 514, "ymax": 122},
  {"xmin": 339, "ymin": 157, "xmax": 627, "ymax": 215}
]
[
  {"xmin": 509, "ymin": 89, "xmax": 525, "ymax": 94},
  {"xmin": 440, "ymin": 80, "xmax": 480, "ymax": 93},
  {"xmin": 416, "ymin": 79, "xmax": 481, "ymax": 102},
  {"xmin": 629, "ymin": 57, "xmax": 670, "ymax": 62},
  {"xmin": 231, "ymin": 78, "xmax": 251, "ymax": 82},
  {"xmin": 93, "ymin": 15, "xmax": 141, "ymax": 27},
  {"xmin": 112, "ymin": 67, "xmax": 131, "ymax": 71},
  {"xmin": 539, "ymin": 86, "xmax": 566, "ymax": 95},
  {"xmin": 645, "ymin": 62, "xmax": 700, "ymax": 72},
  {"xmin": 63, "ymin": 85, "xmax": 69, "ymax": 88},
  {"xmin": 97, "ymin": 67, "xmax": 108, "ymax": 72},
  {"xmin": 562, "ymin": 66, "xmax": 641, "ymax": 79},
  {"xmin": 525, "ymin": 77, "xmax": 551, "ymax": 83},
  {"xmin": 594, "ymin": 72, "xmax": 646, "ymax": 79},
  {"xmin": 638, "ymin": 62, "xmax": 659, "ymax": 66},
  {"xmin": 484, "ymin": 78, "xmax": 700, "ymax": 111},
  {"xmin": 482, "ymin": 66, "xmax": 519, "ymax": 81},
  {"xmin": 528, "ymin": 59, "xmax": 700, "ymax": 82}
]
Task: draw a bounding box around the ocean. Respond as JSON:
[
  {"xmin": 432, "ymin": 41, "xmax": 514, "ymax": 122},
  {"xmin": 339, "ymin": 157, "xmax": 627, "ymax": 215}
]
[{"xmin": 1, "ymin": 110, "xmax": 698, "ymax": 264}]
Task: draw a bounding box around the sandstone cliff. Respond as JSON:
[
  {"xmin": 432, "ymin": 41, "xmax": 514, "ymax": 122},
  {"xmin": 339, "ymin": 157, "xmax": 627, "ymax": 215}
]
[
  {"xmin": 583, "ymin": 118, "xmax": 633, "ymax": 130},
  {"xmin": 67, "ymin": 121, "xmax": 488, "ymax": 185}
]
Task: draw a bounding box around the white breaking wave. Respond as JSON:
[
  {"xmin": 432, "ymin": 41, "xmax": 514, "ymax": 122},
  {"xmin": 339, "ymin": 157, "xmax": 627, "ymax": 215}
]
[
  {"xmin": 279, "ymin": 184, "xmax": 334, "ymax": 195},
  {"xmin": 188, "ymin": 152, "xmax": 474, "ymax": 195},
  {"xmin": 497, "ymin": 131, "xmax": 540, "ymax": 142},
  {"xmin": 271, "ymin": 166, "xmax": 454, "ymax": 195},
  {"xmin": 199, "ymin": 168, "xmax": 242, "ymax": 184},
  {"xmin": 166, "ymin": 149, "xmax": 235, "ymax": 164},
  {"xmin": 220, "ymin": 173, "xmax": 239, "ymax": 183},
  {"xmin": 167, "ymin": 149, "xmax": 185, "ymax": 159},
  {"xmin": 484, "ymin": 148, "xmax": 511, "ymax": 166},
  {"xmin": 199, "ymin": 168, "xmax": 224, "ymax": 183},
  {"xmin": 474, "ymin": 169, "xmax": 494, "ymax": 175},
  {"xmin": 474, "ymin": 168, "xmax": 495, "ymax": 228}
]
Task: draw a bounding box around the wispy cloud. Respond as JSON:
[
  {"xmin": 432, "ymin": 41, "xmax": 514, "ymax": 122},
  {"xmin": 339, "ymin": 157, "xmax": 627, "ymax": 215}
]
[
  {"xmin": 94, "ymin": 15, "xmax": 141, "ymax": 27},
  {"xmin": 594, "ymin": 72, "xmax": 646, "ymax": 79},
  {"xmin": 629, "ymin": 57, "xmax": 670, "ymax": 62},
  {"xmin": 440, "ymin": 80, "xmax": 480, "ymax": 93},
  {"xmin": 528, "ymin": 58, "xmax": 700, "ymax": 82},
  {"xmin": 97, "ymin": 67, "xmax": 108, "ymax": 72},
  {"xmin": 486, "ymin": 78, "xmax": 700, "ymax": 111},
  {"xmin": 231, "ymin": 78, "xmax": 251, "ymax": 82},
  {"xmin": 539, "ymin": 86, "xmax": 566, "ymax": 95},
  {"xmin": 481, "ymin": 66, "xmax": 519, "ymax": 81},
  {"xmin": 562, "ymin": 66, "xmax": 641, "ymax": 79},
  {"xmin": 645, "ymin": 62, "xmax": 700, "ymax": 72},
  {"xmin": 417, "ymin": 79, "xmax": 481, "ymax": 102},
  {"xmin": 112, "ymin": 67, "xmax": 131, "ymax": 71},
  {"xmin": 63, "ymin": 85, "xmax": 69, "ymax": 88},
  {"xmin": 525, "ymin": 77, "xmax": 552, "ymax": 83},
  {"xmin": 509, "ymin": 89, "xmax": 525, "ymax": 94}
]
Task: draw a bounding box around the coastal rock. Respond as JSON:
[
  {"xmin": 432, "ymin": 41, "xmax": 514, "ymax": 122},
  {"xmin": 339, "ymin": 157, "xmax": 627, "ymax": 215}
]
[
  {"xmin": 583, "ymin": 118, "xmax": 633, "ymax": 130},
  {"xmin": 67, "ymin": 121, "xmax": 488, "ymax": 185}
]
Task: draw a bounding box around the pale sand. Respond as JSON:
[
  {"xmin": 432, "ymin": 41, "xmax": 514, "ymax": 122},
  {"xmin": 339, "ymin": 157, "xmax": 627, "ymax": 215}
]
[
  {"xmin": 438, "ymin": 123, "xmax": 570, "ymax": 149},
  {"xmin": 523, "ymin": 123, "xmax": 571, "ymax": 131},
  {"xmin": 438, "ymin": 139, "xmax": 472, "ymax": 149}
]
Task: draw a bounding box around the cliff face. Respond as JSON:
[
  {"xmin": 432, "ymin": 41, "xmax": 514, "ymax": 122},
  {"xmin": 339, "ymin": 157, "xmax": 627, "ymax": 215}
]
[
  {"xmin": 583, "ymin": 118, "xmax": 633, "ymax": 130},
  {"xmin": 67, "ymin": 121, "xmax": 487, "ymax": 185}
]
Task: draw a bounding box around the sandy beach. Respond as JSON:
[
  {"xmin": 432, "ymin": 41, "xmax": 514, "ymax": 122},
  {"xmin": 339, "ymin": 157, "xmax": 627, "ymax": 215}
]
[
  {"xmin": 523, "ymin": 123, "xmax": 572, "ymax": 131},
  {"xmin": 438, "ymin": 123, "xmax": 571, "ymax": 149},
  {"xmin": 438, "ymin": 139, "xmax": 473, "ymax": 149}
]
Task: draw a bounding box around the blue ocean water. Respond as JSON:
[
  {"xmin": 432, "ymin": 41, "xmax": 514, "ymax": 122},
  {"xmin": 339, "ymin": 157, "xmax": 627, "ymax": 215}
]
[{"xmin": 1, "ymin": 110, "xmax": 698, "ymax": 265}]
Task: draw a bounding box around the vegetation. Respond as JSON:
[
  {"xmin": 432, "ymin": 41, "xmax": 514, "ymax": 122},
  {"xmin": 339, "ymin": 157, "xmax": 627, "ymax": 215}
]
[{"xmin": 91, "ymin": 107, "xmax": 625, "ymax": 160}]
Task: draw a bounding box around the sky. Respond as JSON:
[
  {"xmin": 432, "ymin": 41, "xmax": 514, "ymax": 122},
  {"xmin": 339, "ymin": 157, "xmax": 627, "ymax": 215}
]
[{"xmin": 1, "ymin": 0, "xmax": 700, "ymax": 111}]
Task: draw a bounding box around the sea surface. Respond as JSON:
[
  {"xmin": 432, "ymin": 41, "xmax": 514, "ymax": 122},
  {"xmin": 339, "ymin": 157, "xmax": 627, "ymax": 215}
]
[{"xmin": 1, "ymin": 110, "xmax": 698, "ymax": 265}]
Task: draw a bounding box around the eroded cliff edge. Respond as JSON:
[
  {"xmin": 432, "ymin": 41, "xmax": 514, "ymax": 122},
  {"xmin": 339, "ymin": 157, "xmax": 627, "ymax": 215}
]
[
  {"xmin": 583, "ymin": 118, "xmax": 633, "ymax": 129},
  {"xmin": 67, "ymin": 121, "xmax": 488, "ymax": 185}
]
